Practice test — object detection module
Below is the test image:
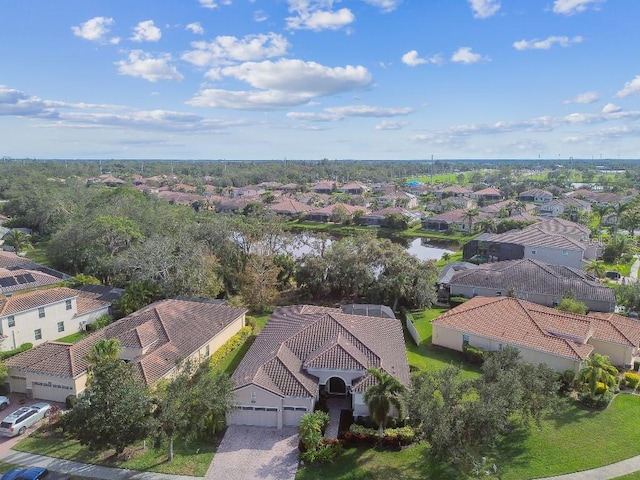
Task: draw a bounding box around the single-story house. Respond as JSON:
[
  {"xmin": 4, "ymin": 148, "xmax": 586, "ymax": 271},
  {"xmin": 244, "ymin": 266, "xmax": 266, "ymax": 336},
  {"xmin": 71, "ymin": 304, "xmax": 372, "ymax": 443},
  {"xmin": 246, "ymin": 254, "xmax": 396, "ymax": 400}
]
[
  {"xmin": 267, "ymin": 199, "xmax": 314, "ymax": 217},
  {"xmin": 229, "ymin": 304, "xmax": 410, "ymax": 428},
  {"xmin": 446, "ymin": 258, "xmax": 616, "ymax": 312},
  {"xmin": 519, "ymin": 189, "xmax": 553, "ymax": 203},
  {"xmin": 360, "ymin": 207, "xmax": 421, "ymax": 227},
  {"xmin": 311, "ymin": 181, "xmax": 336, "ymax": 195},
  {"xmin": 338, "ymin": 182, "xmax": 369, "ymax": 195},
  {"xmin": 378, "ymin": 192, "xmax": 418, "ymax": 209},
  {"xmin": 538, "ymin": 198, "xmax": 591, "ymax": 218},
  {"xmin": 469, "ymin": 187, "xmax": 503, "ymax": 202},
  {"xmin": 0, "ymin": 287, "xmax": 116, "ymax": 351},
  {"xmin": 422, "ymin": 209, "xmax": 490, "ymax": 233},
  {"xmin": 462, "ymin": 218, "xmax": 601, "ymax": 268},
  {"xmin": 434, "ymin": 185, "xmax": 472, "ymax": 198},
  {"xmin": 432, "ymin": 296, "xmax": 640, "ymax": 372},
  {"xmin": 306, "ymin": 203, "xmax": 368, "ymax": 223},
  {"xmin": 4, "ymin": 298, "xmax": 247, "ymax": 402}
]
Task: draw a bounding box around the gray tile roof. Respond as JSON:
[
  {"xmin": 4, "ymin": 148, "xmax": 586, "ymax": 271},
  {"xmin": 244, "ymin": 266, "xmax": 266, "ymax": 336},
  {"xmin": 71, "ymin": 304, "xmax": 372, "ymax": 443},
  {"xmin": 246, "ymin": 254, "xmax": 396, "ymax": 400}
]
[
  {"xmin": 232, "ymin": 305, "xmax": 410, "ymax": 398},
  {"xmin": 449, "ymin": 258, "xmax": 615, "ymax": 304}
]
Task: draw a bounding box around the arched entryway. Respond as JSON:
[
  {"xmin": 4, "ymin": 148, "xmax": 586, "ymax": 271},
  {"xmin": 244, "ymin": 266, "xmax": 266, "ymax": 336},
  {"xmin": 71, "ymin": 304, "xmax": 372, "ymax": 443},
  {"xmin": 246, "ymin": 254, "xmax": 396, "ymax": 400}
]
[{"xmin": 327, "ymin": 376, "xmax": 346, "ymax": 395}]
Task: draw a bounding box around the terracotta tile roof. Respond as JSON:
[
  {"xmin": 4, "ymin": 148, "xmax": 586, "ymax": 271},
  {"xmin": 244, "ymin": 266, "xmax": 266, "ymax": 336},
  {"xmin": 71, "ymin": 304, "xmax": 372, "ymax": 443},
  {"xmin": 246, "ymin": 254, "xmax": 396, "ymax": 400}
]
[
  {"xmin": 588, "ymin": 312, "xmax": 640, "ymax": 347},
  {"xmin": 232, "ymin": 305, "xmax": 409, "ymax": 398},
  {"xmin": 520, "ymin": 188, "xmax": 553, "ymax": 198},
  {"xmin": 473, "ymin": 187, "xmax": 502, "ymax": 196},
  {"xmin": 449, "ymin": 259, "xmax": 615, "ymax": 306},
  {"xmin": 6, "ymin": 298, "xmax": 247, "ymax": 384},
  {"xmin": 0, "ymin": 267, "xmax": 61, "ymax": 294},
  {"xmin": 307, "ymin": 203, "xmax": 369, "ymax": 216},
  {"xmin": 0, "ymin": 287, "xmax": 79, "ymax": 316},
  {"xmin": 436, "ymin": 185, "xmax": 472, "ymax": 195},
  {"xmin": 433, "ymin": 297, "xmax": 595, "ymax": 361},
  {"xmin": 484, "ymin": 225, "xmax": 588, "ymax": 251},
  {"xmin": 268, "ymin": 199, "xmax": 314, "ymax": 215}
]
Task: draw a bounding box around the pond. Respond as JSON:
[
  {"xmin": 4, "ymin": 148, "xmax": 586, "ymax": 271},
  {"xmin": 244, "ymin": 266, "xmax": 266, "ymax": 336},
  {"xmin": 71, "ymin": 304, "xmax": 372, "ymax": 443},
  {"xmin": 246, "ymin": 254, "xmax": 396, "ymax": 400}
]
[{"xmin": 286, "ymin": 234, "xmax": 456, "ymax": 261}]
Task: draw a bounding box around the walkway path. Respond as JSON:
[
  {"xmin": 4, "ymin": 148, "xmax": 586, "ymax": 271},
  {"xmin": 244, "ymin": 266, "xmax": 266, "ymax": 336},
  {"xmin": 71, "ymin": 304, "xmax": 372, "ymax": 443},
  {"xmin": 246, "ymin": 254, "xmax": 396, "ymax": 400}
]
[
  {"xmin": 628, "ymin": 254, "xmax": 640, "ymax": 282},
  {"xmin": 540, "ymin": 453, "xmax": 640, "ymax": 479},
  {"xmin": 324, "ymin": 397, "xmax": 350, "ymax": 440},
  {"xmin": 0, "ymin": 449, "xmax": 194, "ymax": 480}
]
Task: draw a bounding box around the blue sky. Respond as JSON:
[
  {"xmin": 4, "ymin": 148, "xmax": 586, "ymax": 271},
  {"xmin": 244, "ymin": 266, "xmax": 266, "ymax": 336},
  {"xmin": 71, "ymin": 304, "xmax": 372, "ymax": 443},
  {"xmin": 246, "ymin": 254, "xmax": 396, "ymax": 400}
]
[{"xmin": 1, "ymin": 0, "xmax": 639, "ymax": 160}]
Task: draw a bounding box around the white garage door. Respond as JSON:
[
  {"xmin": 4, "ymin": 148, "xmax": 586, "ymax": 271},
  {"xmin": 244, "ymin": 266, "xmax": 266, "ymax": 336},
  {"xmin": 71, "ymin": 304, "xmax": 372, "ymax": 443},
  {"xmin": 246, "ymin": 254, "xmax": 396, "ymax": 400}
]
[
  {"xmin": 283, "ymin": 406, "xmax": 308, "ymax": 426},
  {"xmin": 229, "ymin": 406, "xmax": 278, "ymax": 427},
  {"xmin": 32, "ymin": 381, "xmax": 72, "ymax": 403}
]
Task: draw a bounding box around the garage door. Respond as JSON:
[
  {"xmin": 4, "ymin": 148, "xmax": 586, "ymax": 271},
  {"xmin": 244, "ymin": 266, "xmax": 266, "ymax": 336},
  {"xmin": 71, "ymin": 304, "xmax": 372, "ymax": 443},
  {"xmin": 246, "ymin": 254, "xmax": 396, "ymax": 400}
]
[
  {"xmin": 229, "ymin": 406, "xmax": 278, "ymax": 427},
  {"xmin": 32, "ymin": 381, "xmax": 72, "ymax": 403},
  {"xmin": 283, "ymin": 406, "xmax": 308, "ymax": 426}
]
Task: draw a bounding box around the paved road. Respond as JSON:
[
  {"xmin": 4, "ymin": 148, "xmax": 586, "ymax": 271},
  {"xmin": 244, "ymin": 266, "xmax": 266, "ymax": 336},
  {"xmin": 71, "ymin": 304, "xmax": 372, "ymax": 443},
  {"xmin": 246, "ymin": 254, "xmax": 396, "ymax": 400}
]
[{"xmin": 205, "ymin": 426, "xmax": 298, "ymax": 480}]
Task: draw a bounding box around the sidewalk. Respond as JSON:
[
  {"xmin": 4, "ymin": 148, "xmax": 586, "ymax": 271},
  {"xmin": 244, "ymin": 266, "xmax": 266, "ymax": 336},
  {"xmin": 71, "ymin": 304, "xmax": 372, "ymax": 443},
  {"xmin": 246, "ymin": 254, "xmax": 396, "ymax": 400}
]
[
  {"xmin": 539, "ymin": 453, "xmax": 640, "ymax": 479},
  {"xmin": 0, "ymin": 449, "xmax": 197, "ymax": 480}
]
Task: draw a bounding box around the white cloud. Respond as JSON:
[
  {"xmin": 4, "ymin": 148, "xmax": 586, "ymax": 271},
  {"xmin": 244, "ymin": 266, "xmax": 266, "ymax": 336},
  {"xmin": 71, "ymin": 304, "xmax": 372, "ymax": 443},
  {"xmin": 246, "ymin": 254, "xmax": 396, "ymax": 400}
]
[
  {"xmin": 131, "ymin": 20, "xmax": 161, "ymax": 42},
  {"xmin": 287, "ymin": 7, "xmax": 354, "ymax": 31},
  {"xmin": 71, "ymin": 17, "xmax": 119, "ymax": 44},
  {"xmin": 116, "ymin": 51, "xmax": 184, "ymax": 82},
  {"xmin": 182, "ymin": 33, "xmax": 289, "ymax": 67},
  {"xmin": 553, "ymin": 0, "xmax": 604, "ymax": 15},
  {"xmin": 287, "ymin": 105, "xmax": 412, "ymax": 122},
  {"xmin": 616, "ymin": 75, "xmax": 640, "ymax": 98},
  {"xmin": 375, "ymin": 120, "xmax": 408, "ymax": 130},
  {"xmin": 188, "ymin": 59, "xmax": 371, "ymax": 110},
  {"xmin": 360, "ymin": 0, "xmax": 403, "ymax": 13},
  {"xmin": 199, "ymin": 0, "xmax": 232, "ymax": 9},
  {"xmin": 468, "ymin": 0, "xmax": 500, "ymax": 19},
  {"xmin": 563, "ymin": 91, "xmax": 599, "ymax": 104},
  {"xmin": 186, "ymin": 22, "xmax": 204, "ymax": 35},
  {"xmin": 602, "ymin": 103, "xmax": 621, "ymax": 114},
  {"xmin": 254, "ymin": 10, "xmax": 268, "ymax": 22},
  {"xmin": 401, "ymin": 50, "xmax": 442, "ymax": 67},
  {"xmin": 513, "ymin": 35, "xmax": 582, "ymax": 50},
  {"xmin": 451, "ymin": 47, "xmax": 489, "ymax": 64}
]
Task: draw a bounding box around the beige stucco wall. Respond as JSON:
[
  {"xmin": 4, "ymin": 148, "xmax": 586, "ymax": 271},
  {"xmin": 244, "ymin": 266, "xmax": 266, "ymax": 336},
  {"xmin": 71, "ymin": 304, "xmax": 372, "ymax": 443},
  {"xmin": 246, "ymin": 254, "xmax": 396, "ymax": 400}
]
[
  {"xmin": 589, "ymin": 338, "xmax": 633, "ymax": 368},
  {"xmin": 523, "ymin": 246, "xmax": 584, "ymax": 269},
  {"xmin": 432, "ymin": 323, "xmax": 581, "ymax": 373}
]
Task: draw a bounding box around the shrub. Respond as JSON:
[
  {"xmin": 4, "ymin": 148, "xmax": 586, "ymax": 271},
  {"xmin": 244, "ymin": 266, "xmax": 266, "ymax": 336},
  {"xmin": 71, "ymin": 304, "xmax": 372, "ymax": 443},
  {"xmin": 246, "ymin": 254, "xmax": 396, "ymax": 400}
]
[
  {"xmin": 449, "ymin": 296, "xmax": 469, "ymax": 307},
  {"xmin": 624, "ymin": 371, "xmax": 640, "ymax": 389},
  {"xmin": 341, "ymin": 423, "xmax": 416, "ymax": 447},
  {"xmin": 300, "ymin": 441, "xmax": 344, "ymax": 464},
  {"xmin": 594, "ymin": 381, "xmax": 608, "ymax": 395},
  {"xmin": 299, "ymin": 411, "xmax": 332, "ymax": 452},
  {"xmin": 0, "ymin": 343, "xmax": 33, "ymax": 361},
  {"xmin": 245, "ymin": 315, "xmax": 257, "ymax": 332},
  {"xmin": 208, "ymin": 326, "xmax": 252, "ymax": 367},
  {"xmin": 86, "ymin": 315, "xmax": 113, "ymax": 332},
  {"xmin": 463, "ymin": 344, "xmax": 485, "ymax": 365},
  {"xmin": 558, "ymin": 369, "xmax": 577, "ymax": 393},
  {"xmin": 578, "ymin": 390, "xmax": 614, "ymax": 409},
  {"xmin": 65, "ymin": 395, "xmax": 77, "ymax": 409}
]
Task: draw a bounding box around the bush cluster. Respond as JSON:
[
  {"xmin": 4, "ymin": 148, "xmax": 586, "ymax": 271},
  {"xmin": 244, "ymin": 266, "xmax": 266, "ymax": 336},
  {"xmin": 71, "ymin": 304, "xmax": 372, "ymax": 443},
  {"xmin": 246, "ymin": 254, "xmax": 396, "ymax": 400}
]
[
  {"xmin": 0, "ymin": 343, "xmax": 33, "ymax": 361},
  {"xmin": 578, "ymin": 390, "xmax": 614, "ymax": 409},
  {"xmin": 624, "ymin": 371, "xmax": 640, "ymax": 389},
  {"xmin": 463, "ymin": 344, "xmax": 485, "ymax": 365},
  {"xmin": 340, "ymin": 423, "xmax": 416, "ymax": 447},
  {"xmin": 300, "ymin": 440, "xmax": 344, "ymax": 464},
  {"xmin": 208, "ymin": 326, "xmax": 252, "ymax": 367},
  {"xmin": 449, "ymin": 296, "xmax": 469, "ymax": 307}
]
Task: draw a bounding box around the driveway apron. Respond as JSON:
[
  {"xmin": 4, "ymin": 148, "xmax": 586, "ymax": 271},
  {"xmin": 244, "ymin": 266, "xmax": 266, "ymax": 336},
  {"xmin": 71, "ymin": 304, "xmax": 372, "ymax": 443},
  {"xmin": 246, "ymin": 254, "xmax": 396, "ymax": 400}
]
[{"xmin": 206, "ymin": 426, "xmax": 298, "ymax": 480}]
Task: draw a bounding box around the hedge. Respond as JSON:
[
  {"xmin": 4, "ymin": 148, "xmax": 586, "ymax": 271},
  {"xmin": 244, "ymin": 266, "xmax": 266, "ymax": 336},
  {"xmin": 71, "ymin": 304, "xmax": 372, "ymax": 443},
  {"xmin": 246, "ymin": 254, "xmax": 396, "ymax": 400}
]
[
  {"xmin": 209, "ymin": 326, "xmax": 252, "ymax": 367},
  {"xmin": 463, "ymin": 344, "xmax": 485, "ymax": 365},
  {"xmin": 340, "ymin": 423, "xmax": 416, "ymax": 447},
  {"xmin": 0, "ymin": 343, "xmax": 33, "ymax": 361},
  {"xmin": 624, "ymin": 371, "xmax": 640, "ymax": 389}
]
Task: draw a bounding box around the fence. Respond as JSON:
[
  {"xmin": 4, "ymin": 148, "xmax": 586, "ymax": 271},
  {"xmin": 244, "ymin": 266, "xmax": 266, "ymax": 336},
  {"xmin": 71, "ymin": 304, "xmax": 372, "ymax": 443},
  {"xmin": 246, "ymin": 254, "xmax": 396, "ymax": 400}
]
[{"xmin": 405, "ymin": 313, "xmax": 421, "ymax": 346}]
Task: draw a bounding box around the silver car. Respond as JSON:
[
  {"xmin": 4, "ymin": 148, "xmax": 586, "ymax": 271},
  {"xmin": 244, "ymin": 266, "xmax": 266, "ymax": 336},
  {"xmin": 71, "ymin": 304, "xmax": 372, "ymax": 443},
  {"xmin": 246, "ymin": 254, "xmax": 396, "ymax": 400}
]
[{"xmin": 0, "ymin": 403, "xmax": 51, "ymax": 437}]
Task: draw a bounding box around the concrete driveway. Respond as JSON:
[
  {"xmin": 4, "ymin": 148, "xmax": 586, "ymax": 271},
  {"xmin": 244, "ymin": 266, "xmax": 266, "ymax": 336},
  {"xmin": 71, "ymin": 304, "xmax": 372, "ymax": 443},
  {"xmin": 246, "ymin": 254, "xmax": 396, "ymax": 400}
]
[{"xmin": 206, "ymin": 426, "xmax": 298, "ymax": 480}]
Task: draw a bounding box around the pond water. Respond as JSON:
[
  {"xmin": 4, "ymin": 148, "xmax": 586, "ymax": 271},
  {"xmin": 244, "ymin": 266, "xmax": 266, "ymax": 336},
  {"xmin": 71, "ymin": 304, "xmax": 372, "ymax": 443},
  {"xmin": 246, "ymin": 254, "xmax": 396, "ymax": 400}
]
[{"xmin": 286, "ymin": 234, "xmax": 456, "ymax": 261}]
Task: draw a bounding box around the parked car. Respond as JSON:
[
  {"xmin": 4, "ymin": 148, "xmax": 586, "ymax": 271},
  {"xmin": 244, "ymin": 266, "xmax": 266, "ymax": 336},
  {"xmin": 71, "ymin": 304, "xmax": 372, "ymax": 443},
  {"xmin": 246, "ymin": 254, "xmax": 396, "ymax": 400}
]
[
  {"xmin": 0, "ymin": 402, "xmax": 52, "ymax": 437},
  {"xmin": 1, "ymin": 467, "xmax": 48, "ymax": 480},
  {"xmin": 605, "ymin": 271, "xmax": 622, "ymax": 281},
  {"xmin": 0, "ymin": 396, "xmax": 10, "ymax": 410}
]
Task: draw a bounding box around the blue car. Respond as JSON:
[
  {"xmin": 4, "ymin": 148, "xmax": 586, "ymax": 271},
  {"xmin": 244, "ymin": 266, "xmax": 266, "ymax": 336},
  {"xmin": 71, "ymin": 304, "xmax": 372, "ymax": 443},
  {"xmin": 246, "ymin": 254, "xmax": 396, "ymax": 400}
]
[{"xmin": 1, "ymin": 467, "xmax": 48, "ymax": 480}]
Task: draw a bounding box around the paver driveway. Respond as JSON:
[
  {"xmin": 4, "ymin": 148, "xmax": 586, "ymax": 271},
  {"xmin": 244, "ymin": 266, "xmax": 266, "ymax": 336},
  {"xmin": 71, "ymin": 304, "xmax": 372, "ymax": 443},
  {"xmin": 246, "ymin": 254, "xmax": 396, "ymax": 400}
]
[{"xmin": 206, "ymin": 425, "xmax": 298, "ymax": 480}]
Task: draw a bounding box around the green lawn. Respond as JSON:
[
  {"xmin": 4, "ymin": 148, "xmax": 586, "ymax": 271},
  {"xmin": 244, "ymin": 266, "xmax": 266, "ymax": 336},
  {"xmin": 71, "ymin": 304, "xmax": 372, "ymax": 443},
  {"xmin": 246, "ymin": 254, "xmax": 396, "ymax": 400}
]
[
  {"xmin": 297, "ymin": 394, "xmax": 640, "ymax": 480},
  {"xmin": 25, "ymin": 241, "xmax": 52, "ymax": 267},
  {"xmin": 614, "ymin": 473, "xmax": 640, "ymax": 480},
  {"xmin": 435, "ymin": 251, "xmax": 463, "ymax": 267},
  {"xmin": 15, "ymin": 430, "xmax": 215, "ymax": 477},
  {"xmin": 212, "ymin": 335, "xmax": 256, "ymax": 375},
  {"xmin": 55, "ymin": 331, "xmax": 89, "ymax": 343},
  {"xmin": 405, "ymin": 307, "xmax": 480, "ymax": 379}
]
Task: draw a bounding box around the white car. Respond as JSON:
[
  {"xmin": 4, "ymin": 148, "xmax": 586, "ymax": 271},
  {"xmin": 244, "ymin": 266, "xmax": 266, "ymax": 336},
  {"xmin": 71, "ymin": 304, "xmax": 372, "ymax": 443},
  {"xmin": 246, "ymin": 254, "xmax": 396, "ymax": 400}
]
[
  {"xmin": 0, "ymin": 396, "xmax": 10, "ymax": 411},
  {"xmin": 0, "ymin": 402, "xmax": 51, "ymax": 437}
]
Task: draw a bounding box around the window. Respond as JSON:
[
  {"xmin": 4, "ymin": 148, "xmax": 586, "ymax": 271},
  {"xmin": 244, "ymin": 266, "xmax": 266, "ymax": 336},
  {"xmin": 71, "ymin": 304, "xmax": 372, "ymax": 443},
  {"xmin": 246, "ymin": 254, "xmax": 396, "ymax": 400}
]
[
  {"xmin": 250, "ymin": 391, "xmax": 257, "ymax": 404},
  {"xmin": 562, "ymin": 249, "xmax": 569, "ymax": 256},
  {"xmin": 498, "ymin": 343, "xmax": 503, "ymax": 351},
  {"xmin": 462, "ymin": 333, "xmax": 470, "ymax": 346},
  {"xmin": 34, "ymin": 329, "xmax": 42, "ymax": 340},
  {"xmin": 205, "ymin": 345, "xmax": 210, "ymax": 357},
  {"xmin": 65, "ymin": 299, "xmax": 72, "ymax": 310},
  {"xmin": 531, "ymin": 249, "xmax": 536, "ymax": 255},
  {"xmin": 496, "ymin": 291, "xmax": 502, "ymax": 296},
  {"xmin": 7, "ymin": 315, "xmax": 15, "ymax": 328},
  {"xmin": 57, "ymin": 321, "xmax": 65, "ymax": 333},
  {"xmin": 38, "ymin": 307, "xmax": 45, "ymax": 318}
]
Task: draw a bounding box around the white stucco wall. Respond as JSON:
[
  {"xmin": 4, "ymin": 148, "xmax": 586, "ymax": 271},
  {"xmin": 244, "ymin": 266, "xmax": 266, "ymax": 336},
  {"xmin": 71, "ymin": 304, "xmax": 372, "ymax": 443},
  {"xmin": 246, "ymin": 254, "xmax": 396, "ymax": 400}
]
[{"xmin": 523, "ymin": 246, "xmax": 584, "ymax": 269}]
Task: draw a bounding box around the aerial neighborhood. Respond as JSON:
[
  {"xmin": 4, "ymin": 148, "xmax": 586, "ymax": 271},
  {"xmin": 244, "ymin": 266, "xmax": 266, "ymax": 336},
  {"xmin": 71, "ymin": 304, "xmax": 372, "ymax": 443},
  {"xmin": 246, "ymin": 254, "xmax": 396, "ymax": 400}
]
[{"xmin": 1, "ymin": 159, "xmax": 640, "ymax": 479}]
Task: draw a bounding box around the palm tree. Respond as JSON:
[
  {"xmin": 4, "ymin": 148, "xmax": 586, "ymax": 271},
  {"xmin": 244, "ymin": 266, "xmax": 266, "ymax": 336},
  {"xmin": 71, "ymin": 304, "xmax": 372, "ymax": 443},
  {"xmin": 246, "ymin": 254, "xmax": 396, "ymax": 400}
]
[
  {"xmin": 578, "ymin": 353, "xmax": 618, "ymax": 397},
  {"xmin": 613, "ymin": 202, "xmax": 630, "ymax": 236},
  {"xmin": 584, "ymin": 260, "xmax": 606, "ymax": 279},
  {"xmin": 85, "ymin": 338, "xmax": 121, "ymax": 368},
  {"xmin": 363, "ymin": 367, "xmax": 406, "ymax": 438},
  {"xmin": 475, "ymin": 219, "xmax": 496, "ymax": 234},
  {"xmin": 462, "ymin": 208, "xmax": 480, "ymax": 233},
  {"xmin": 3, "ymin": 230, "xmax": 32, "ymax": 255},
  {"xmin": 621, "ymin": 207, "xmax": 640, "ymax": 237}
]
